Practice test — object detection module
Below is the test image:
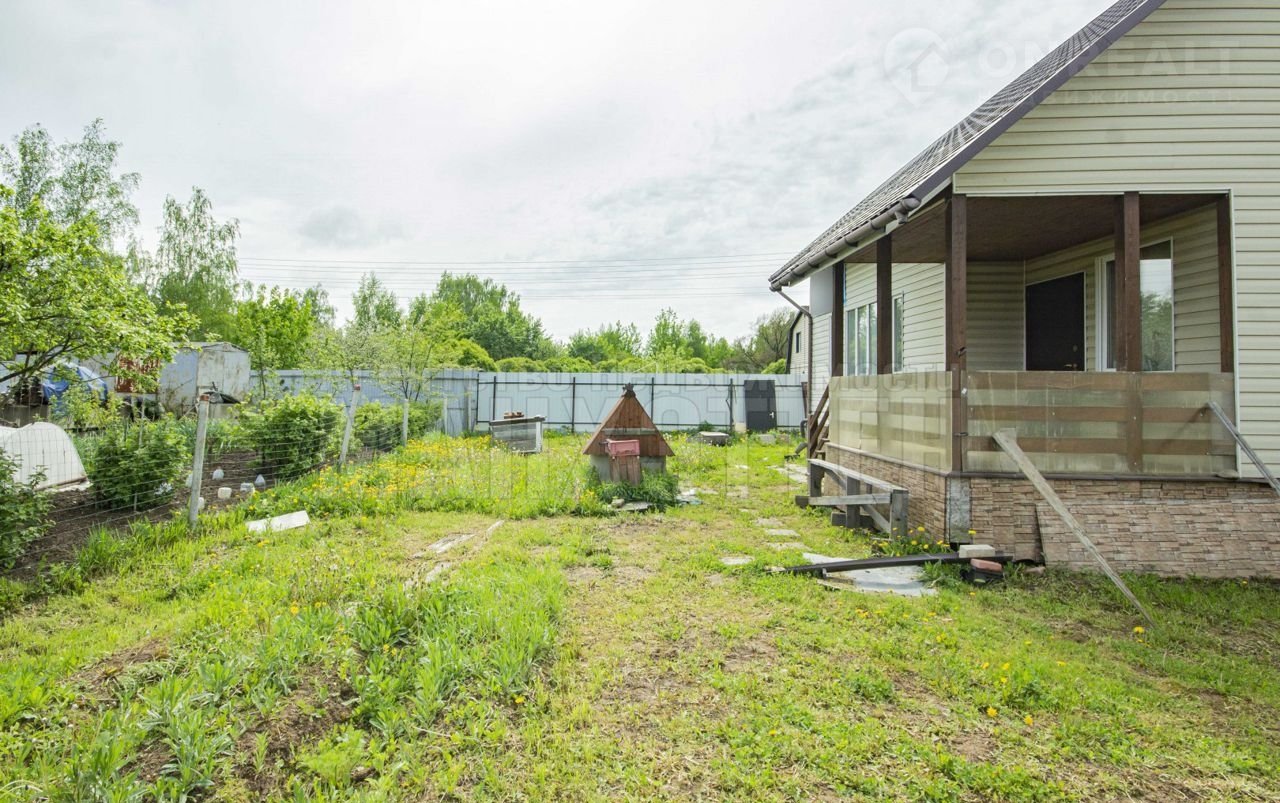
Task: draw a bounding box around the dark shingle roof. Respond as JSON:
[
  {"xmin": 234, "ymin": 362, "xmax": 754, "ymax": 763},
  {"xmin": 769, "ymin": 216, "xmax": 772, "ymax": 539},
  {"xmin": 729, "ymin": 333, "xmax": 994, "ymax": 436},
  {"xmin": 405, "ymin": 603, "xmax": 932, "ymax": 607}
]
[{"xmin": 770, "ymin": 0, "xmax": 1167, "ymax": 289}]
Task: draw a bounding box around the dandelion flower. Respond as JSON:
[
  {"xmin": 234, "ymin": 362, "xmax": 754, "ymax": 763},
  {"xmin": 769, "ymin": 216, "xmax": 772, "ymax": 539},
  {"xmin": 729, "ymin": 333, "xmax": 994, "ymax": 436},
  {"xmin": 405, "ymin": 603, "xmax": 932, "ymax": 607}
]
[
  {"xmin": 289, "ymin": 604, "xmax": 300, "ymax": 615},
  {"xmin": 980, "ymin": 662, "xmax": 990, "ymax": 670},
  {"xmin": 513, "ymin": 694, "xmax": 526, "ymax": 705},
  {"xmin": 1024, "ymin": 715, "xmax": 1034, "ymax": 726},
  {"xmin": 768, "ymin": 729, "xmax": 779, "ymax": 736},
  {"xmin": 917, "ymin": 526, "xmax": 926, "ymax": 533},
  {"xmin": 1133, "ymin": 626, "xmax": 1145, "ymax": 635},
  {"xmin": 1001, "ymin": 662, "xmax": 1011, "ymax": 671},
  {"xmin": 986, "ymin": 707, "xmax": 998, "ymax": 718}
]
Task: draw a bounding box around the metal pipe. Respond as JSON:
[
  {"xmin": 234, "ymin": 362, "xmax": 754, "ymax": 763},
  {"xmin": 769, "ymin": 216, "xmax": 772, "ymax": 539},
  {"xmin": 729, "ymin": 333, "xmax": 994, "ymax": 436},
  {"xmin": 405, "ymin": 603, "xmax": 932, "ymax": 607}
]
[{"xmin": 774, "ymin": 288, "xmax": 810, "ymax": 317}]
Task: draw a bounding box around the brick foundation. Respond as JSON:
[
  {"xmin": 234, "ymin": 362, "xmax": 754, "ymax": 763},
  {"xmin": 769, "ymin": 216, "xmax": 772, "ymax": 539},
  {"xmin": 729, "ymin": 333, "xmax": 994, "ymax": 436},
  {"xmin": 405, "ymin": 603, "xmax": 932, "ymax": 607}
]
[{"xmin": 826, "ymin": 444, "xmax": 1280, "ymax": 579}]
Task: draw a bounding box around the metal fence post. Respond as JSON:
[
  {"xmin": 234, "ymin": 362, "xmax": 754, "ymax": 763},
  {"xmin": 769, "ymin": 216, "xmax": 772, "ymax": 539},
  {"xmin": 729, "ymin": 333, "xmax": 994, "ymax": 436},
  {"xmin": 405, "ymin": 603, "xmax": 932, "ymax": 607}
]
[
  {"xmin": 401, "ymin": 397, "xmax": 410, "ymax": 446},
  {"xmin": 339, "ymin": 384, "xmax": 360, "ymax": 470},
  {"xmin": 570, "ymin": 377, "xmax": 576, "ymax": 434},
  {"xmin": 187, "ymin": 394, "xmax": 210, "ymax": 530}
]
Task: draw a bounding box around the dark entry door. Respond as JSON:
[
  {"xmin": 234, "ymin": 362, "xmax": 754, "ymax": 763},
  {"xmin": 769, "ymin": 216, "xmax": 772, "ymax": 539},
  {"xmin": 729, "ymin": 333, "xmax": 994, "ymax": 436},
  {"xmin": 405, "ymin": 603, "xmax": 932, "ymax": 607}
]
[
  {"xmin": 1025, "ymin": 274, "xmax": 1085, "ymax": 371},
  {"xmin": 744, "ymin": 380, "xmax": 777, "ymax": 432}
]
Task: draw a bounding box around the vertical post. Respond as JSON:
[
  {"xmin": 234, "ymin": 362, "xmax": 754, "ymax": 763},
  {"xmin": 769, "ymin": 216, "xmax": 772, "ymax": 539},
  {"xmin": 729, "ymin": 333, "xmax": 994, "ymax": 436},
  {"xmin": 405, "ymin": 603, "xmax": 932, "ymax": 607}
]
[
  {"xmin": 569, "ymin": 377, "xmax": 577, "ymax": 433},
  {"xmin": 1217, "ymin": 195, "xmax": 1236, "ymax": 373},
  {"xmin": 1115, "ymin": 192, "xmax": 1142, "ymax": 372},
  {"xmin": 401, "ymin": 397, "xmax": 410, "ymax": 446},
  {"xmin": 831, "ymin": 264, "xmax": 846, "ymax": 378},
  {"xmin": 490, "ymin": 376, "xmax": 497, "ymax": 425},
  {"xmin": 876, "ymin": 235, "xmax": 894, "ymax": 375},
  {"xmin": 889, "ymin": 488, "xmax": 909, "ymax": 540},
  {"xmin": 187, "ymin": 394, "xmax": 210, "ymax": 530},
  {"xmin": 339, "ymin": 384, "xmax": 360, "ymax": 470},
  {"xmin": 945, "ymin": 194, "xmax": 969, "ymax": 473}
]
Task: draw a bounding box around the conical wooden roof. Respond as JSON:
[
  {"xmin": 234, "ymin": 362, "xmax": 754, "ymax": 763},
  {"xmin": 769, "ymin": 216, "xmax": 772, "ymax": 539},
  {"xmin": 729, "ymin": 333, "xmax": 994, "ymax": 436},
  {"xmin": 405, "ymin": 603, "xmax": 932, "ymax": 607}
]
[{"xmin": 583, "ymin": 386, "xmax": 674, "ymax": 457}]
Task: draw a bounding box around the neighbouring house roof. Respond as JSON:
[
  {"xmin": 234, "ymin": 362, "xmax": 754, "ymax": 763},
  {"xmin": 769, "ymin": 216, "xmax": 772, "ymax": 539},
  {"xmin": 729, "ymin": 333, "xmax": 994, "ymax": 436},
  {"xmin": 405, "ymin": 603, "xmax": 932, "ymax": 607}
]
[{"xmin": 769, "ymin": 0, "xmax": 1168, "ymax": 290}]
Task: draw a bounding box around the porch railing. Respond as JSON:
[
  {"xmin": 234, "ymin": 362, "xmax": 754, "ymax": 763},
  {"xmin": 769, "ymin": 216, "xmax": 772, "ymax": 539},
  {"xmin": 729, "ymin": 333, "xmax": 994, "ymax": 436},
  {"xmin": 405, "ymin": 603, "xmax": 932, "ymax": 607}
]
[{"xmin": 828, "ymin": 371, "xmax": 1237, "ymax": 477}]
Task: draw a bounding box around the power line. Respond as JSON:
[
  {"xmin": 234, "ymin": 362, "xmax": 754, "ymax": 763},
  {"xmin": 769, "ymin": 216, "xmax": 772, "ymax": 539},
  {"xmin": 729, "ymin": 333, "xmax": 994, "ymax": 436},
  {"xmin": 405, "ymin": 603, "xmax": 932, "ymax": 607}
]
[{"xmin": 239, "ymin": 251, "xmax": 793, "ymax": 267}]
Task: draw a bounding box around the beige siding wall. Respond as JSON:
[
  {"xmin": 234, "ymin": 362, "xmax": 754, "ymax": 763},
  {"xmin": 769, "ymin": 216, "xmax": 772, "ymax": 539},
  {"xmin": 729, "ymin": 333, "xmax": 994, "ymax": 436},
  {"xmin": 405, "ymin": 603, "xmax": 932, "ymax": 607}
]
[
  {"xmin": 787, "ymin": 316, "xmax": 809, "ymax": 381},
  {"xmin": 954, "ymin": 0, "xmax": 1274, "ymax": 471},
  {"xmin": 842, "ymin": 261, "xmax": 947, "ymax": 372},
  {"xmin": 811, "ymin": 313, "xmax": 831, "ymax": 403},
  {"xmin": 967, "ymin": 262, "xmax": 1026, "ymax": 370}
]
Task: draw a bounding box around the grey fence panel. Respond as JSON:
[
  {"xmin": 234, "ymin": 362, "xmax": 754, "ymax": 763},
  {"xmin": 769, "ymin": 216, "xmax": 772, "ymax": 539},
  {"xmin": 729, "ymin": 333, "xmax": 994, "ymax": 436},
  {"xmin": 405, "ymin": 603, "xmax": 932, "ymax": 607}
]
[{"xmin": 265, "ymin": 370, "xmax": 804, "ymax": 435}]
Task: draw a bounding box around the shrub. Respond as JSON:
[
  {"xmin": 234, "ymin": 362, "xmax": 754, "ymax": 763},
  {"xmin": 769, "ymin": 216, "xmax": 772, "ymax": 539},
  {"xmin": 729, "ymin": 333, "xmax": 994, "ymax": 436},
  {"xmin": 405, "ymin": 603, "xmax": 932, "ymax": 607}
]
[
  {"xmin": 354, "ymin": 400, "xmax": 443, "ymax": 449},
  {"xmin": 588, "ymin": 468, "xmax": 679, "ymax": 510},
  {"xmin": 495, "ymin": 357, "xmax": 545, "ymax": 373},
  {"xmin": 0, "ymin": 452, "xmax": 52, "ymax": 568},
  {"xmin": 85, "ymin": 419, "xmax": 191, "ymax": 511},
  {"xmin": 453, "ymin": 338, "xmax": 497, "ymax": 372},
  {"xmin": 242, "ymin": 393, "xmax": 344, "ymax": 480}
]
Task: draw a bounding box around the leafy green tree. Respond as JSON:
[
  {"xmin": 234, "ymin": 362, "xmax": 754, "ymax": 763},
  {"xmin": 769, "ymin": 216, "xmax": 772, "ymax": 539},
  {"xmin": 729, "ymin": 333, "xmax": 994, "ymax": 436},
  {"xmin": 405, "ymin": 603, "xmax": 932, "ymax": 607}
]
[
  {"xmin": 131, "ymin": 187, "xmax": 240, "ymax": 339},
  {"xmin": 723, "ymin": 308, "xmax": 795, "ymax": 372},
  {"xmin": 428, "ymin": 272, "xmax": 551, "ymax": 361},
  {"xmin": 352, "ymin": 273, "xmax": 402, "ymax": 330},
  {"xmin": 645, "ymin": 308, "xmax": 730, "ymax": 368},
  {"xmin": 494, "ymin": 356, "xmax": 545, "ymax": 373},
  {"xmin": 374, "ymin": 297, "xmax": 463, "ymax": 403},
  {"xmin": 0, "ymin": 188, "xmax": 187, "ymax": 390},
  {"xmin": 543, "ymin": 355, "xmax": 593, "ymax": 373},
  {"xmin": 232, "ymin": 285, "xmax": 318, "ymax": 390},
  {"xmin": 0, "ymin": 119, "xmax": 139, "ymax": 246},
  {"xmin": 567, "ymin": 322, "xmax": 642, "ymax": 365}
]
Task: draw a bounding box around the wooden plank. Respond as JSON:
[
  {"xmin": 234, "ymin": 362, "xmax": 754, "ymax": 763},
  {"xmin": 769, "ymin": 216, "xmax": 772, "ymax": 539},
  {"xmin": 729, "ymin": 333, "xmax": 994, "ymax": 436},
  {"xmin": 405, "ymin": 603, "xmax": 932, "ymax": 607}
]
[
  {"xmin": 1208, "ymin": 401, "xmax": 1279, "ymax": 495},
  {"xmin": 946, "ymin": 195, "xmax": 968, "ymax": 473},
  {"xmin": 992, "ymin": 429, "xmax": 1154, "ymax": 627},
  {"xmin": 970, "ymin": 371, "xmax": 1132, "ymax": 391},
  {"xmin": 1218, "ymin": 196, "xmax": 1236, "ymax": 373},
  {"xmin": 865, "ymin": 505, "xmax": 891, "ymax": 533},
  {"xmin": 1116, "ymin": 192, "xmax": 1142, "ymax": 372},
  {"xmin": 801, "ymin": 494, "xmax": 893, "ymax": 508},
  {"xmin": 967, "ymin": 436, "xmax": 1221, "ymax": 456},
  {"xmin": 876, "ymin": 235, "xmax": 893, "ymax": 375},
  {"xmin": 808, "ymin": 458, "xmax": 906, "ymax": 492}
]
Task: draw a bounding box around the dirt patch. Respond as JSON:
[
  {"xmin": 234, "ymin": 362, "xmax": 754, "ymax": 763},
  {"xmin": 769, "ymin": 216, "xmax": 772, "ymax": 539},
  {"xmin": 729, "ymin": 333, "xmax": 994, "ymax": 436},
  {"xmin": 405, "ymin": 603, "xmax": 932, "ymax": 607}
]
[
  {"xmin": 565, "ymin": 566, "xmax": 607, "ymax": 585},
  {"xmin": 233, "ymin": 674, "xmax": 354, "ymax": 797},
  {"xmin": 612, "ymin": 565, "xmax": 655, "ymax": 586},
  {"xmin": 946, "ymin": 730, "xmax": 998, "ymax": 763},
  {"xmin": 722, "ymin": 635, "xmax": 780, "ymax": 673},
  {"xmin": 74, "ymin": 638, "xmax": 171, "ymax": 700}
]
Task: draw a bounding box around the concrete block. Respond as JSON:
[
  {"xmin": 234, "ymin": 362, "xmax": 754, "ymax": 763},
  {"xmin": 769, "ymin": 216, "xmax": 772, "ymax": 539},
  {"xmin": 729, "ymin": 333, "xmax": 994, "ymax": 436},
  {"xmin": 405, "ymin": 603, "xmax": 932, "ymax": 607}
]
[{"xmin": 958, "ymin": 544, "xmax": 996, "ymax": 559}]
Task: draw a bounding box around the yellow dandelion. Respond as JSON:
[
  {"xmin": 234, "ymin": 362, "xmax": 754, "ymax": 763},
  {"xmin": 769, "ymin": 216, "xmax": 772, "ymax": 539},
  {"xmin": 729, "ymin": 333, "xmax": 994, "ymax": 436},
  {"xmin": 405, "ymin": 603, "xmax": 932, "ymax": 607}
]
[
  {"xmin": 769, "ymin": 729, "xmax": 780, "ymax": 736},
  {"xmin": 1055, "ymin": 660, "xmax": 1066, "ymax": 666},
  {"xmin": 1133, "ymin": 625, "xmax": 1145, "ymax": 635},
  {"xmin": 986, "ymin": 707, "xmax": 998, "ymax": 718},
  {"xmin": 1024, "ymin": 715, "xmax": 1034, "ymax": 726},
  {"xmin": 513, "ymin": 694, "xmax": 526, "ymax": 705},
  {"xmin": 289, "ymin": 604, "xmax": 300, "ymax": 615},
  {"xmin": 1000, "ymin": 662, "xmax": 1011, "ymax": 671},
  {"xmin": 967, "ymin": 529, "xmax": 977, "ymax": 536},
  {"xmin": 917, "ymin": 526, "xmax": 925, "ymax": 533},
  {"xmin": 999, "ymin": 677, "xmax": 1008, "ymax": 685},
  {"xmin": 980, "ymin": 662, "xmax": 990, "ymax": 670}
]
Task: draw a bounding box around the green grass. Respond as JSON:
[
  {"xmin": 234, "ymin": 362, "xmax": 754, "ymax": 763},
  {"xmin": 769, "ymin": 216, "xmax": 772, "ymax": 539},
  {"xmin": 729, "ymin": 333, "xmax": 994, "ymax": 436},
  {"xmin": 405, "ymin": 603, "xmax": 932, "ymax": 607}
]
[{"xmin": 0, "ymin": 432, "xmax": 1276, "ymax": 801}]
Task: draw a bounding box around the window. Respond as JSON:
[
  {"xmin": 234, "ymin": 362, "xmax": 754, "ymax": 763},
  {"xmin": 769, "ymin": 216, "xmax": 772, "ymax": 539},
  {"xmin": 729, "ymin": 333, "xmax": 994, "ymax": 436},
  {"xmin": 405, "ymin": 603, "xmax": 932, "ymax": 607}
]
[
  {"xmin": 1101, "ymin": 240, "xmax": 1174, "ymax": 371},
  {"xmin": 794, "ymin": 331, "xmax": 802, "ymax": 354},
  {"xmin": 846, "ymin": 298, "xmax": 905, "ymax": 375}
]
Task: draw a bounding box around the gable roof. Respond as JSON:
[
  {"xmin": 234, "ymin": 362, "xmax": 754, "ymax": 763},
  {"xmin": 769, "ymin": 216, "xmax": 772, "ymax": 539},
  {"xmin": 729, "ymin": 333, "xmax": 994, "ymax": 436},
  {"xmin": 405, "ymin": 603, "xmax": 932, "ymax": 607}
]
[
  {"xmin": 582, "ymin": 386, "xmax": 675, "ymax": 458},
  {"xmin": 769, "ymin": 0, "xmax": 1167, "ymax": 290}
]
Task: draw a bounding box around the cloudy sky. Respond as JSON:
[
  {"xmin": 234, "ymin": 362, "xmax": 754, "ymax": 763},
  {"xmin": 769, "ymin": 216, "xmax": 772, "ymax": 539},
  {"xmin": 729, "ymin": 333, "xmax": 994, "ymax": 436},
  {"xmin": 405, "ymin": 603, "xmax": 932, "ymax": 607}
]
[{"xmin": 1, "ymin": 0, "xmax": 1110, "ymax": 341}]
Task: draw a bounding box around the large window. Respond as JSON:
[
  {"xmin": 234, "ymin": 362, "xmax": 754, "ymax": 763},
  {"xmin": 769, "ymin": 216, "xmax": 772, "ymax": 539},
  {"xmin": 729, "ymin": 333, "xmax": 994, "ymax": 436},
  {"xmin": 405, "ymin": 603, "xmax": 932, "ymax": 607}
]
[
  {"xmin": 1101, "ymin": 240, "xmax": 1174, "ymax": 371},
  {"xmin": 846, "ymin": 297, "xmax": 905, "ymax": 376}
]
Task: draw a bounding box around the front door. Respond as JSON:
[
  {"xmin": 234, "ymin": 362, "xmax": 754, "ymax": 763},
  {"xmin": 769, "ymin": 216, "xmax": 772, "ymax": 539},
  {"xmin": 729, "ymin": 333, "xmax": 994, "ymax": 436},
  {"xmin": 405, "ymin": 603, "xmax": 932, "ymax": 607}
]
[
  {"xmin": 1025, "ymin": 273, "xmax": 1085, "ymax": 371},
  {"xmin": 744, "ymin": 380, "xmax": 777, "ymax": 432}
]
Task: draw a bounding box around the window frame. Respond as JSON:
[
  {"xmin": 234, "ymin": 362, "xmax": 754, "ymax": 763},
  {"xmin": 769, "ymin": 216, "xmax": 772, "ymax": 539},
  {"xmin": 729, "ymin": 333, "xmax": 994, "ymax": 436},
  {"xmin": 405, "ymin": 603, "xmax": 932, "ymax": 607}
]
[{"xmin": 1096, "ymin": 237, "xmax": 1175, "ymax": 372}]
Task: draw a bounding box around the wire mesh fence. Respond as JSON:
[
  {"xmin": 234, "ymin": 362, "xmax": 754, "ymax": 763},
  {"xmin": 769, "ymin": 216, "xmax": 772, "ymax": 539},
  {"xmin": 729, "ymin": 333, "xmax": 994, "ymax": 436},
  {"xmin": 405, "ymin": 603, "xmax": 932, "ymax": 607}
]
[{"xmin": 0, "ymin": 390, "xmax": 410, "ymax": 580}]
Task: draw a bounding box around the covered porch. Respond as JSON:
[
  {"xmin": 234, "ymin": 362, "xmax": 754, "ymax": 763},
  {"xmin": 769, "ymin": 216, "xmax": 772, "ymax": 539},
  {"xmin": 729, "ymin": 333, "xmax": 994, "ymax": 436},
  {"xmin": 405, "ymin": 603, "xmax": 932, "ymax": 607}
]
[{"xmin": 817, "ymin": 191, "xmax": 1239, "ymax": 480}]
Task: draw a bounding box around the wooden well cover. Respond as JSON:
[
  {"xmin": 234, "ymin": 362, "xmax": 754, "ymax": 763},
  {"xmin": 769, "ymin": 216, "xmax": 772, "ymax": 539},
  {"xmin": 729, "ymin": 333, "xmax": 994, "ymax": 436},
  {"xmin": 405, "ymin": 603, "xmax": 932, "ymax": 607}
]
[{"xmin": 582, "ymin": 385, "xmax": 674, "ymax": 458}]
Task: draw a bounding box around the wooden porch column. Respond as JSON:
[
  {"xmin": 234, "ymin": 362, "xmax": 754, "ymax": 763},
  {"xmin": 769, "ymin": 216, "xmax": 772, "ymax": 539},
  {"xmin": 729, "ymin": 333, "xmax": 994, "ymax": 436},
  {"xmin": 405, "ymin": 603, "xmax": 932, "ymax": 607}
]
[
  {"xmin": 1115, "ymin": 192, "xmax": 1142, "ymax": 372},
  {"xmin": 830, "ymin": 263, "xmax": 845, "ymax": 378},
  {"xmin": 1217, "ymin": 196, "xmax": 1236, "ymax": 373},
  {"xmin": 876, "ymin": 235, "xmax": 893, "ymax": 375},
  {"xmin": 945, "ymin": 194, "xmax": 968, "ymax": 472}
]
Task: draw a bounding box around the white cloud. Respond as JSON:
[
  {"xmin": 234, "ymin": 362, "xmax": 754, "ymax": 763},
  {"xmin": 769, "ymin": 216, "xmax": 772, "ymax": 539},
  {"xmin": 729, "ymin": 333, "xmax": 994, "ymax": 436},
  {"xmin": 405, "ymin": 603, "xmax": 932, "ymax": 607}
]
[{"xmin": 0, "ymin": 0, "xmax": 1111, "ymax": 340}]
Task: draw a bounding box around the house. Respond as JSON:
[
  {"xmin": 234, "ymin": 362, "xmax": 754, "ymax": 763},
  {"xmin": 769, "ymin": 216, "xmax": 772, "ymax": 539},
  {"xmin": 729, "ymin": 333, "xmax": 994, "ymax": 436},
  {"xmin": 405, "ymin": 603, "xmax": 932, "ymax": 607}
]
[
  {"xmin": 770, "ymin": 0, "xmax": 1280, "ymax": 578},
  {"xmin": 784, "ymin": 306, "xmax": 812, "ymax": 411}
]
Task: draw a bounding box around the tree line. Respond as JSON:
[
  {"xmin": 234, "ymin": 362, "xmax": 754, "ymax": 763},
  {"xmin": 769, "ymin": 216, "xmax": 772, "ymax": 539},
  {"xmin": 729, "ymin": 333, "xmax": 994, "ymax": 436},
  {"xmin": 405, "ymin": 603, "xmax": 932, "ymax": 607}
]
[{"xmin": 1, "ymin": 121, "xmax": 795, "ymax": 398}]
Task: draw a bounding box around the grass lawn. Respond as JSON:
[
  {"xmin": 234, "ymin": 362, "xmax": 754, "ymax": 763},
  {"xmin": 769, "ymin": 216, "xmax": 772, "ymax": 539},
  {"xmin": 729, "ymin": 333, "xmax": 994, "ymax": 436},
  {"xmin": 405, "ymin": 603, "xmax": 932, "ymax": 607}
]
[{"xmin": 0, "ymin": 433, "xmax": 1277, "ymax": 801}]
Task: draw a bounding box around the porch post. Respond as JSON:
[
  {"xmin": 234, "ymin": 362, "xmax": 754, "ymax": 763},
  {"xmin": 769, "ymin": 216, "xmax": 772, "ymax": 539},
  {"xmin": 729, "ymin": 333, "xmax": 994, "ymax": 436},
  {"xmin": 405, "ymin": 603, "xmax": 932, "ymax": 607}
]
[
  {"xmin": 945, "ymin": 194, "xmax": 968, "ymax": 473},
  {"xmin": 1115, "ymin": 192, "xmax": 1142, "ymax": 372},
  {"xmin": 876, "ymin": 235, "xmax": 893, "ymax": 375},
  {"xmin": 831, "ymin": 263, "xmax": 845, "ymax": 378},
  {"xmin": 1217, "ymin": 196, "xmax": 1236, "ymax": 373}
]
